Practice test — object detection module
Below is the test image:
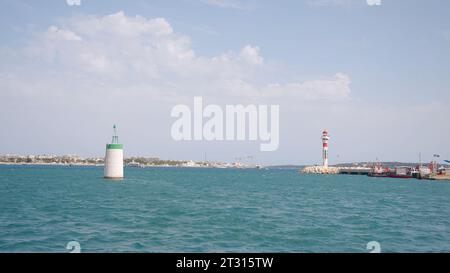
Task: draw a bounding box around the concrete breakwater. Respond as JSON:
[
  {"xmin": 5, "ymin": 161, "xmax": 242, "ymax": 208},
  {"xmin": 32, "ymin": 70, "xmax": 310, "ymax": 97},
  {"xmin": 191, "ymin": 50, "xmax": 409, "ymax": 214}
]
[
  {"xmin": 301, "ymin": 165, "xmax": 450, "ymax": 182},
  {"xmin": 301, "ymin": 166, "xmax": 340, "ymax": 174},
  {"xmin": 301, "ymin": 166, "xmax": 371, "ymax": 175}
]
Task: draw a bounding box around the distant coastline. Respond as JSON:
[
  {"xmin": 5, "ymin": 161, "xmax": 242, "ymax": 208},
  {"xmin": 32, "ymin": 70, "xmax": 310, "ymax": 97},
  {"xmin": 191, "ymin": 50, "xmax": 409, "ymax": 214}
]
[
  {"xmin": 1, "ymin": 154, "xmax": 448, "ymax": 170},
  {"xmin": 0, "ymin": 154, "xmax": 259, "ymax": 169}
]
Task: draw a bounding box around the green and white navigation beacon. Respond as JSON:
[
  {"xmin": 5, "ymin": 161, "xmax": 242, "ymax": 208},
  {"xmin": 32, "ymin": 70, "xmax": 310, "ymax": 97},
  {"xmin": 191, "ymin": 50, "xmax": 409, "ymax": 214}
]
[{"xmin": 104, "ymin": 124, "xmax": 124, "ymax": 179}]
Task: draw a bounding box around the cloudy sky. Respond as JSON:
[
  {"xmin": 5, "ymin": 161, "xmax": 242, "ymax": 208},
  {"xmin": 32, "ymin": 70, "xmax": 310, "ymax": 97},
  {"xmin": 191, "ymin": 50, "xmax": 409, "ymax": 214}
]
[{"xmin": 0, "ymin": 0, "xmax": 449, "ymax": 165}]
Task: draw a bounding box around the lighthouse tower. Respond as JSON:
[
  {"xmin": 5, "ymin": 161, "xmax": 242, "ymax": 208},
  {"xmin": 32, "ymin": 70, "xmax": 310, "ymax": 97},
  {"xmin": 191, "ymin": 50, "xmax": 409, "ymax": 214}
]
[
  {"xmin": 104, "ymin": 124, "xmax": 124, "ymax": 179},
  {"xmin": 322, "ymin": 130, "xmax": 330, "ymax": 168}
]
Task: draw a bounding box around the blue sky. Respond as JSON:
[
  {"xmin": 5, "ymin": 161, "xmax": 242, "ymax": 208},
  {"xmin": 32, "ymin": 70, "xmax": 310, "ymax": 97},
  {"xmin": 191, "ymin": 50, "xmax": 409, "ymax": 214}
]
[{"xmin": 0, "ymin": 0, "xmax": 449, "ymax": 165}]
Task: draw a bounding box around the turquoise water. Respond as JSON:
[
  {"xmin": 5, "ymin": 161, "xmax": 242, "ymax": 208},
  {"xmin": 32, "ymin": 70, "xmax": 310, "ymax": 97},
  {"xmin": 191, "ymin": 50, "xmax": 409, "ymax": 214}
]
[{"xmin": 1, "ymin": 165, "xmax": 450, "ymax": 253}]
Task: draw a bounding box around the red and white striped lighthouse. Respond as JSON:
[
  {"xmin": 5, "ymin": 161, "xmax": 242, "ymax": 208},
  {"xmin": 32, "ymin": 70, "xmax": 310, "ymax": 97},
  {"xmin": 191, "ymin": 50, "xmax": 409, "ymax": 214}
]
[{"xmin": 322, "ymin": 130, "xmax": 330, "ymax": 168}]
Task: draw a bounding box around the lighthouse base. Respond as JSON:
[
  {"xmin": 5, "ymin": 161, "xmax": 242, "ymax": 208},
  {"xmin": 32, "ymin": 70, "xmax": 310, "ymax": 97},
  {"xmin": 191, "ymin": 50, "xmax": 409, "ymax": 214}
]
[
  {"xmin": 104, "ymin": 144, "xmax": 124, "ymax": 179},
  {"xmin": 103, "ymin": 176, "xmax": 124, "ymax": 179}
]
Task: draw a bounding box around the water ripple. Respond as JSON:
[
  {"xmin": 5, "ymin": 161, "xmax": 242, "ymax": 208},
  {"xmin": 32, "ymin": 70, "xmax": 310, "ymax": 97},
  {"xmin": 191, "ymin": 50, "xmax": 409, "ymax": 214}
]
[{"xmin": 1, "ymin": 166, "xmax": 450, "ymax": 252}]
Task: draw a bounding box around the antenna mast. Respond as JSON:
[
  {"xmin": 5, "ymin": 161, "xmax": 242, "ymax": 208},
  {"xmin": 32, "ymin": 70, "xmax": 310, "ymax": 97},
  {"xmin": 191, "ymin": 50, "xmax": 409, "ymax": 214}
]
[{"xmin": 112, "ymin": 124, "xmax": 119, "ymax": 144}]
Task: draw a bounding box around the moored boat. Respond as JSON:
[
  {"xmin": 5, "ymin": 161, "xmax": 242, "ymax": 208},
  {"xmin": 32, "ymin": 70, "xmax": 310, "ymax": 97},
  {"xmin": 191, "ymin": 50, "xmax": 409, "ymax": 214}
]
[
  {"xmin": 368, "ymin": 164, "xmax": 390, "ymax": 177},
  {"xmin": 387, "ymin": 166, "xmax": 414, "ymax": 179}
]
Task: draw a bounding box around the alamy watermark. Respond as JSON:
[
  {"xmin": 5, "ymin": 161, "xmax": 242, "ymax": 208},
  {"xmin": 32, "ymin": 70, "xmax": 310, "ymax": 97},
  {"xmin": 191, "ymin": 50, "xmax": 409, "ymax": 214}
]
[
  {"xmin": 64, "ymin": 240, "xmax": 379, "ymax": 252},
  {"xmin": 367, "ymin": 0, "xmax": 381, "ymax": 6},
  {"xmin": 66, "ymin": 0, "xmax": 81, "ymax": 6},
  {"xmin": 66, "ymin": 241, "xmax": 81, "ymax": 253},
  {"xmin": 171, "ymin": 97, "xmax": 279, "ymax": 152},
  {"xmin": 366, "ymin": 241, "xmax": 381, "ymax": 253}
]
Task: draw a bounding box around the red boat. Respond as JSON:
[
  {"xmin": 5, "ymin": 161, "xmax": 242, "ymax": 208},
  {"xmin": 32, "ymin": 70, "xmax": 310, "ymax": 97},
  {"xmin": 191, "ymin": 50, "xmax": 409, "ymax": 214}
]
[
  {"xmin": 368, "ymin": 164, "xmax": 390, "ymax": 177},
  {"xmin": 387, "ymin": 166, "xmax": 414, "ymax": 179}
]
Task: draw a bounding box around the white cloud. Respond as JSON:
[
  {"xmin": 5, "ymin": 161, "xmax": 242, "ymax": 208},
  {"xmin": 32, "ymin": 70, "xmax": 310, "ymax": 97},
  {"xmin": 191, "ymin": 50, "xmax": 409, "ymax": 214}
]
[
  {"xmin": 46, "ymin": 26, "xmax": 82, "ymax": 41},
  {"xmin": 239, "ymin": 45, "xmax": 263, "ymax": 65},
  {"xmin": 15, "ymin": 11, "xmax": 350, "ymax": 102},
  {"xmin": 70, "ymin": 12, "xmax": 174, "ymax": 37}
]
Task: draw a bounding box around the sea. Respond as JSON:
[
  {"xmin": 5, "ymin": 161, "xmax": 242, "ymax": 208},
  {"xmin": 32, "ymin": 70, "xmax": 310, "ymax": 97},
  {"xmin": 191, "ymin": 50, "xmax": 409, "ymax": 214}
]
[{"xmin": 1, "ymin": 165, "xmax": 449, "ymax": 253}]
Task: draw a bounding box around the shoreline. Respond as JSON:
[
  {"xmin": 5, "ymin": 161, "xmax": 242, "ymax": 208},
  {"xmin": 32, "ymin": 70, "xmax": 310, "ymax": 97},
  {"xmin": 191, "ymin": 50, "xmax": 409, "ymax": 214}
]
[{"xmin": 0, "ymin": 162, "xmax": 260, "ymax": 169}]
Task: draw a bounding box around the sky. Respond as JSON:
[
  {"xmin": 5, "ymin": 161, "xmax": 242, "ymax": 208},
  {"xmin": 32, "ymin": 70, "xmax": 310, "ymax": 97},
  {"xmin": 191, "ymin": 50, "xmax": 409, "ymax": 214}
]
[{"xmin": 0, "ymin": 0, "xmax": 449, "ymax": 165}]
